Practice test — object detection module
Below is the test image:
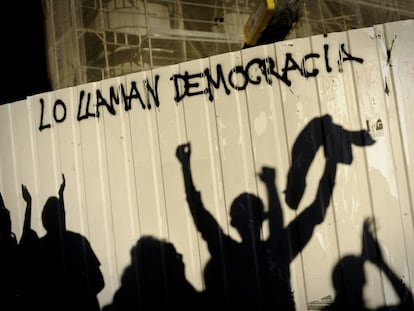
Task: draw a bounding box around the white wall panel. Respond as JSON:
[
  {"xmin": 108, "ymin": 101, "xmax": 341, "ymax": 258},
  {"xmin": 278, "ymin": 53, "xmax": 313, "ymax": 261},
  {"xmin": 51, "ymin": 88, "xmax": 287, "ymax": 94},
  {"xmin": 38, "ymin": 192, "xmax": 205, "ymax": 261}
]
[
  {"xmin": 124, "ymin": 69, "xmax": 167, "ymax": 239},
  {"xmin": 177, "ymin": 56, "xmax": 225, "ymax": 291},
  {"xmin": 349, "ymin": 25, "xmax": 412, "ymax": 307},
  {"xmin": 0, "ymin": 103, "xmax": 23, "ymax": 235},
  {"xmin": 383, "ymin": 20, "xmax": 414, "ymax": 293},
  {"xmin": 311, "ymin": 30, "xmax": 385, "ymax": 308},
  {"xmin": 1, "ymin": 19, "xmax": 413, "ymax": 310},
  {"xmin": 69, "ymin": 81, "xmax": 120, "ymax": 302},
  {"xmin": 243, "ymin": 42, "xmax": 307, "ymax": 309},
  {"xmin": 153, "ymin": 61, "xmax": 204, "ymax": 292}
]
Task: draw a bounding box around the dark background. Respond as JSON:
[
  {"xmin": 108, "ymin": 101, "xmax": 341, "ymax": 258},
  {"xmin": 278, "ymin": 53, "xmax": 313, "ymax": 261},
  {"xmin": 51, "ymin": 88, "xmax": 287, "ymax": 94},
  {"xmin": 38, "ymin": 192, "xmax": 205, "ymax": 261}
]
[{"xmin": 0, "ymin": 1, "xmax": 51, "ymax": 105}]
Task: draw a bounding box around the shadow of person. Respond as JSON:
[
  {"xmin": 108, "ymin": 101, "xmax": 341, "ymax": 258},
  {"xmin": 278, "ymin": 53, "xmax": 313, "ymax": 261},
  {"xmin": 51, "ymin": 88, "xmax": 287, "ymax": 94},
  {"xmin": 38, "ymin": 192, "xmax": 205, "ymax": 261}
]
[
  {"xmin": 325, "ymin": 218, "xmax": 414, "ymax": 310},
  {"xmin": 0, "ymin": 192, "xmax": 19, "ymax": 310},
  {"xmin": 260, "ymin": 115, "xmax": 375, "ymax": 309},
  {"xmin": 13, "ymin": 184, "xmax": 40, "ymax": 311},
  {"xmin": 103, "ymin": 235, "xmax": 202, "ymax": 311},
  {"xmin": 23, "ymin": 174, "xmax": 105, "ymax": 311},
  {"xmin": 252, "ymin": 158, "xmax": 338, "ymax": 310},
  {"xmin": 176, "ymin": 143, "xmax": 275, "ymax": 310}
]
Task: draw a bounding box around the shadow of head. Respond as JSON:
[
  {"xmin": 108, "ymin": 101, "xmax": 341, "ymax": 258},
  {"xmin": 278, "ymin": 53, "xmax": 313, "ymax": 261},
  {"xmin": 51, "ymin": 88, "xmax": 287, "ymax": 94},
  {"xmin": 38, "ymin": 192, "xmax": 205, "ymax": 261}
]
[
  {"xmin": 230, "ymin": 193, "xmax": 266, "ymax": 235},
  {"xmin": 132, "ymin": 236, "xmax": 185, "ymax": 281},
  {"xmin": 285, "ymin": 114, "xmax": 375, "ymax": 210},
  {"xmin": 42, "ymin": 196, "xmax": 65, "ymax": 234},
  {"xmin": 332, "ymin": 255, "xmax": 366, "ymax": 300}
]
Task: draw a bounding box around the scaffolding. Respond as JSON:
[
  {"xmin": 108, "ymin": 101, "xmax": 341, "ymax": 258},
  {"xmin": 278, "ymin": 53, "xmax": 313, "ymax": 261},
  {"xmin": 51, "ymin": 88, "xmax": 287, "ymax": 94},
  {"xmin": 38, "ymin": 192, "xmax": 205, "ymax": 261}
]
[{"xmin": 42, "ymin": 0, "xmax": 414, "ymax": 90}]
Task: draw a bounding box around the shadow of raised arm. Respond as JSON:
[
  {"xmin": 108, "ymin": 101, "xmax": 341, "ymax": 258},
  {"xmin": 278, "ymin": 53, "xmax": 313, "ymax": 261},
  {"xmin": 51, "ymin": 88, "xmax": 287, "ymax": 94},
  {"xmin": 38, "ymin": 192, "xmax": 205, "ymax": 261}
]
[
  {"xmin": 176, "ymin": 142, "xmax": 223, "ymax": 253},
  {"xmin": 287, "ymin": 158, "xmax": 337, "ymax": 260},
  {"xmin": 20, "ymin": 185, "xmax": 38, "ymax": 246},
  {"xmin": 362, "ymin": 218, "xmax": 414, "ymax": 309}
]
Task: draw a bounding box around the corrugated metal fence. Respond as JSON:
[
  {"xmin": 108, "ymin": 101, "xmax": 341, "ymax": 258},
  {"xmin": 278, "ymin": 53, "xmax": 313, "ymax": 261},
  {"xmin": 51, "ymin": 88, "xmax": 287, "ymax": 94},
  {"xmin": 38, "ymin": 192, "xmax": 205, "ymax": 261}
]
[{"xmin": 1, "ymin": 19, "xmax": 413, "ymax": 310}]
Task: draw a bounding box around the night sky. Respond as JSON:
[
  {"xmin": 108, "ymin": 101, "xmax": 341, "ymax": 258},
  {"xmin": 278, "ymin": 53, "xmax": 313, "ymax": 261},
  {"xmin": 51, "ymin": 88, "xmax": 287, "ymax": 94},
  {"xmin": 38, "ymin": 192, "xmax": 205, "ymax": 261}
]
[{"xmin": 0, "ymin": 1, "xmax": 51, "ymax": 105}]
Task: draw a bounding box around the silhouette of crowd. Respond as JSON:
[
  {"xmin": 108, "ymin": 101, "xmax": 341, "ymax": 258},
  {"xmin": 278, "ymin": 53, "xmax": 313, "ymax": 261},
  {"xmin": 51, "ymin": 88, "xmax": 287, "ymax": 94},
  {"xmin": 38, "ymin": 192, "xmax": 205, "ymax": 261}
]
[
  {"xmin": 0, "ymin": 175, "xmax": 104, "ymax": 311},
  {"xmin": 1, "ymin": 115, "xmax": 413, "ymax": 311}
]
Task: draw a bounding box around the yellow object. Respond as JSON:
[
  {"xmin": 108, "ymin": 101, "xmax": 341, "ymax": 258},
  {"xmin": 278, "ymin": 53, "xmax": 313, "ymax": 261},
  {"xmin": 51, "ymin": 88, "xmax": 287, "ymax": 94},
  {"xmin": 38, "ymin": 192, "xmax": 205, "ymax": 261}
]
[{"xmin": 243, "ymin": 0, "xmax": 276, "ymax": 45}]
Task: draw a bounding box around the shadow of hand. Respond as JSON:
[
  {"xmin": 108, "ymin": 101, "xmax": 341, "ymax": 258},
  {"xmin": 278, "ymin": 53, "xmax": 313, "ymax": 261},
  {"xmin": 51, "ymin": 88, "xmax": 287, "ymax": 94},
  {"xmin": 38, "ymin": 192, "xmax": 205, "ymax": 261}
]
[{"xmin": 362, "ymin": 217, "xmax": 383, "ymax": 265}]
